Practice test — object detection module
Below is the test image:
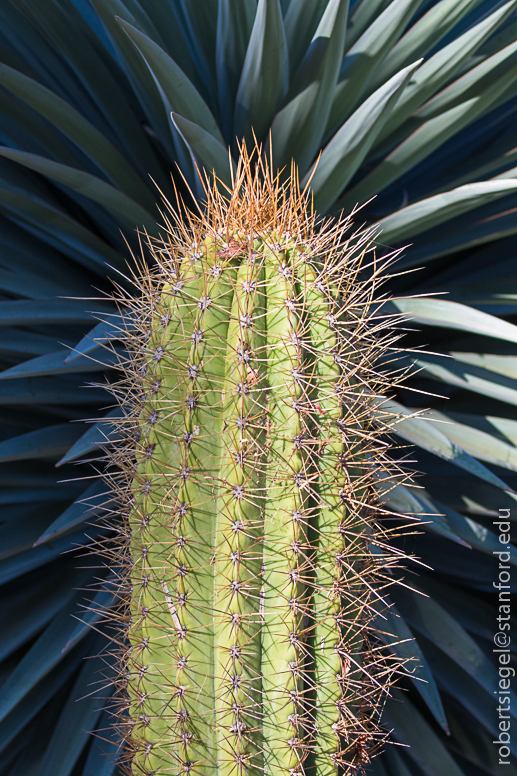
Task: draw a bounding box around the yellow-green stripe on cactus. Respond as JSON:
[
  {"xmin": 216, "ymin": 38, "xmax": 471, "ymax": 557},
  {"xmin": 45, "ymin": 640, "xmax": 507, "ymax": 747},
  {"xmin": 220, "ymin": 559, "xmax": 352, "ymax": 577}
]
[{"xmin": 118, "ymin": 152, "xmax": 406, "ymax": 776}]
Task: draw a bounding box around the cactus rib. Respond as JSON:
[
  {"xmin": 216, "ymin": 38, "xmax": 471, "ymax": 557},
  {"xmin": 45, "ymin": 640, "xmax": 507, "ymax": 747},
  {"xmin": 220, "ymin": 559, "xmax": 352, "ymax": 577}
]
[{"xmin": 108, "ymin": 150, "xmax": 411, "ymax": 776}]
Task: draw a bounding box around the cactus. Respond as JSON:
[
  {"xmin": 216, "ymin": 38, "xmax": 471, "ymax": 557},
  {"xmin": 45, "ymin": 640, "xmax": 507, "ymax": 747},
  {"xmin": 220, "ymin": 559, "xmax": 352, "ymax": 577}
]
[{"xmin": 112, "ymin": 153, "xmax": 407, "ymax": 776}]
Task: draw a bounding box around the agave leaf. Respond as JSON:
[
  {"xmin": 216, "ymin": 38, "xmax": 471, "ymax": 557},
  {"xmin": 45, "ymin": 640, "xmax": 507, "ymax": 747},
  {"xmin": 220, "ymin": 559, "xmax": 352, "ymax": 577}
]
[
  {"xmin": 0, "ymin": 377, "xmax": 107, "ymax": 406},
  {"xmin": 0, "ymin": 63, "xmax": 154, "ymax": 208},
  {"xmin": 375, "ymin": 602, "xmax": 449, "ymax": 731},
  {"xmin": 0, "ymin": 531, "xmax": 91, "ymax": 587},
  {"xmin": 39, "ymin": 656, "xmax": 106, "ymax": 776},
  {"xmin": 0, "ymin": 181, "xmax": 124, "ymax": 274},
  {"xmin": 307, "ymin": 61, "xmax": 419, "ymax": 213},
  {"xmin": 381, "ymin": 482, "xmax": 471, "ymax": 546},
  {"xmin": 421, "ymin": 636, "xmax": 516, "ymax": 751},
  {"xmin": 0, "ymin": 565, "xmax": 89, "ymax": 662},
  {"xmin": 141, "ymin": 0, "xmax": 201, "ymax": 88},
  {"xmin": 271, "ymin": 0, "xmax": 349, "ymax": 175},
  {"xmin": 416, "ymin": 39, "xmax": 517, "ymax": 121},
  {"xmin": 420, "ymin": 534, "xmax": 517, "ymax": 590},
  {"xmin": 81, "ymin": 708, "xmax": 121, "ymax": 776},
  {"xmin": 373, "ymin": 180, "xmax": 517, "ymax": 245},
  {"xmin": 371, "ymin": 0, "xmax": 517, "ymax": 152},
  {"xmin": 384, "ymin": 399, "xmax": 514, "ymax": 491},
  {"xmin": 448, "ymin": 409, "xmax": 517, "ymax": 445},
  {"xmin": 216, "ymin": 0, "xmax": 257, "ymax": 140},
  {"xmin": 0, "ymin": 487, "xmax": 82, "ymax": 506},
  {"xmin": 0, "ymin": 349, "xmax": 119, "ymax": 381},
  {"xmin": 64, "ymin": 314, "xmax": 132, "ymax": 363},
  {"xmin": 284, "ymin": 0, "xmax": 327, "ymax": 76},
  {"xmin": 326, "ymin": 0, "xmax": 423, "ymax": 134},
  {"xmin": 170, "ymin": 112, "xmax": 233, "ymax": 188},
  {"xmin": 392, "ymin": 584, "xmax": 517, "ymax": 706},
  {"xmin": 0, "ymin": 644, "xmax": 85, "ymax": 756},
  {"xmin": 388, "ymin": 295, "xmax": 517, "ymax": 343},
  {"xmin": 34, "ymin": 480, "xmax": 111, "ymax": 546},
  {"xmin": 423, "ymin": 409, "xmax": 517, "ymax": 472},
  {"xmin": 342, "ymin": 91, "xmax": 517, "ymax": 212},
  {"xmin": 5, "ymin": 0, "xmax": 164, "ymax": 186},
  {"xmin": 234, "ymin": 0, "xmax": 288, "ymax": 145},
  {"xmin": 88, "ymin": 0, "xmax": 177, "ymax": 160},
  {"xmin": 0, "ymin": 507, "xmax": 69, "ymax": 559},
  {"xmin": 62, "ymin": 585, "xmax": 116, "ymax": 654},
  {"xmin": 117, "ymin": 18, "xmax": 223, "ymax": 145},
  {"xmin": 0, "ymin": 424, "xmax": 84, "ymax": 464},
  {"xmin": 0, "ymin": 266, "xmax": 82, "ymax": 301},
  {"xmin": 383, "ymin": 480, "xmax": 517, "ymax": 560},
  {"xmin": 380, "ymin": 747, "xmax": 414, "ymax": 776},
  {"xmin": 0, "ymin": 84, "xmax": 86, "ymax": 169},
  {"xmin": 0, "ymin": 299, "xmax": 113, "ymax": 327},
  {"xmin": 345, "ymin": 0, "xmax": 392, "ymax": 50},
  {"xmin": 0, "ymin": 329, "xmax": 71, "ymax": 356},
  {"xmin": 369, "ymin": 0, "xmax": 486, "ymax": 91},
  {"xmin": 412, "ymin": 353, "xmax": 517, "ymax": 407},
  {"xmin": 382, "ymin": 690, "xmax": 466, "ymax": 776},
  {"xmin": 433, "ymin": 499, "xmax": 517, "ymax": 563},
  {"xmin": 57, "ymin": 408, "xmax": 123, "ymax": 466},
  {"xmin": 177, "ymin": 0, "xmax": 218, "ymax": 95},
  {"xmin": 447, "ymin": 705, "xmax": 517, "ymax": 774},
  {"xmin": 0, "ymin": 591, "xmax": 96, "ymax": 723},
  {"xmin": 417, "ymin": 575, "xmax": 513, "ymax": 647},
  {"xmin": 0, "ymin": 148, "xmax": 158, "ymax": 233},
  {"xmin": 398, "ymin": 201, "xmax": 517, "ymax": 266}
]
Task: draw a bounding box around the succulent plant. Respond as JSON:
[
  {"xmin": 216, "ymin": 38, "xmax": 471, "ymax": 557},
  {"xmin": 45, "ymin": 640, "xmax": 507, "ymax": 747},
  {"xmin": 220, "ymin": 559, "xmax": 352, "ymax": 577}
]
[
  {"xmin": 114, "ymin": 155, "xmax": 409, "ymax": 776},
  {"xmin": 0, "ymin": 1, "xmax": 517, "ymax": 776}
]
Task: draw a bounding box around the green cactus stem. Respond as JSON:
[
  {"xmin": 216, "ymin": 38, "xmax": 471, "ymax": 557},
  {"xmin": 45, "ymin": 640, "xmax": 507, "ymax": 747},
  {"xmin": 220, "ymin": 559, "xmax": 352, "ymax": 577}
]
[{"xmin": 115, "ymin": 152, "xmax": 407, "ymax": 776}]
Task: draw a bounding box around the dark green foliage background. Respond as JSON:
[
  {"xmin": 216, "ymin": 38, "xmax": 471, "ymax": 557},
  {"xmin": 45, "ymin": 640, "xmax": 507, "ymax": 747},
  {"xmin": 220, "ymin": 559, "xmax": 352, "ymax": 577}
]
[{"xmin": 0, "ymin": 1, "xmax": 516, "ymax": 774}]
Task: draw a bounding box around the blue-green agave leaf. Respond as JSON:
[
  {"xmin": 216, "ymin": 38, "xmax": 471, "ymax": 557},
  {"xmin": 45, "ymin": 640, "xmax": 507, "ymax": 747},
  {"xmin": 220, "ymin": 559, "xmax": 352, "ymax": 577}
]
[
  {"xmin": 117, "ymin": 17, "xmax": 224, "ymax": 144},
  {"xmin": 0, "ymin": 377, "xmax": 107, "ymax": 406},
  {"xmin": 0, "ymin": 565, "xmax": 89, "ymax": 662},
  {"xmin": 234, "ymin": 0, "xmax": 288, "ymax": 145},
  {"xmin": 382, "ymin": 690, "xmax": 467, "ymax": 776},
  {"xmin": 308, "ymin": 61, "xmax": 419, "ymax": 213},
  {"xmin": 372, "ymin": 0, "xmax": 517, "ymax": 152},
  {"xmin": 392, "ymin": 583, "xmax": 517, "ymax": 708},
  {"xmin": 0, "ymin": 592, "xmax": 96, "ymax": 723},
  {"xmin": 35, "ymin": 480, "xmax": 111, "ymax": 546},
  {"xmin": 271, "ymin": 0, "xmax": 349, "ymax": 176},
  {"xmin": 369, "ymin": 0, "xmax": 486, "ymax": 90},
  {"xmin": 423, "ymin": 409, "xmax": 517, "ymax": 473},
  {"xmin": 388, "ymin": 295, "xmax": 517, "ymax": 342},
  {"xmin": 0, "ymin": 645, "xmax": 85, "ymax": 756},
  {"xmin": 374, "ymin": 180, "xmax": 517, "ymax": 245},
  {"xmin": 216, "ymin": 0, "xmax": 257, "ymax": 140},
  {"xmin": 0, "ymin": 148, "xmax": 158, "ymax": 233},
  {"xmin": 411, "ymin": 353, "xmax": 517, "ymax": 407},
  {"xmin": 64, "ymin": 314, "xmax": 132, "ymax": 363},
  {"xmin": 0, "ymin": 63, "xmax": 153, "ymax": 208},
  {"xmin": 384, "ymin": 399, "xmax": 514, "ymax": 491},
  {"xmin": 284, "ymin": 0, "xmax": 327, "ymax": 76},
  {"xmin": 0, "ymin": 349, "xmax": 119, "ymax": 381},
  {"xmin": 0, "ymin": 424, "xmax": 83, "ymax": 463},
  {"xmin": 57, "ymin": 408, "xmax": 124, "ymax": 466},
  {"xmin": 170, "ymin": 112, "xmax": 233, "ymax": 188},
  {"xmin": 326, "ymin": 0, "xmax": 423, "ymax": 134},
  {"xmin": 374, "ymin": 601, "xmax": 449, "ymax": 731}
]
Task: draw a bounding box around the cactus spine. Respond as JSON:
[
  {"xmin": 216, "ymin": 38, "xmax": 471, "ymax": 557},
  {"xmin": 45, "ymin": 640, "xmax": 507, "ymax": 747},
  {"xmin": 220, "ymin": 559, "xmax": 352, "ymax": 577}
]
[{"xmin": 114, "ymin": 153, "xmax": 406, "ymax": 776}]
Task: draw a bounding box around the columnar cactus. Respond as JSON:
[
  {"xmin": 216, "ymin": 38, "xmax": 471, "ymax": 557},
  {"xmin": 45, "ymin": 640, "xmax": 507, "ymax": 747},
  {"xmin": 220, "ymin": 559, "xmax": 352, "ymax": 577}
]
[{"xmin": 113, "ymin": 153, "xmax": 406, "ymax": 776}]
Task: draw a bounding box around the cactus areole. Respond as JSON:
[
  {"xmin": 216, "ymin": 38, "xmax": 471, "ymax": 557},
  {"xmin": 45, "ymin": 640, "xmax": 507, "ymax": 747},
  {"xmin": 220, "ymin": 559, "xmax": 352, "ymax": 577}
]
[{"xmin": 116, "ymin": 153, "xmax": 406, "ymax": 776}]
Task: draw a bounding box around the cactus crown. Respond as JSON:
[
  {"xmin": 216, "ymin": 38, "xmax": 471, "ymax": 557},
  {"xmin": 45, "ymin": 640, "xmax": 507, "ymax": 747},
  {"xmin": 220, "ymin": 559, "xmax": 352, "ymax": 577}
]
[{"xmin": 107, "ymin": 150, "xmax": 410, "ymax": 776}]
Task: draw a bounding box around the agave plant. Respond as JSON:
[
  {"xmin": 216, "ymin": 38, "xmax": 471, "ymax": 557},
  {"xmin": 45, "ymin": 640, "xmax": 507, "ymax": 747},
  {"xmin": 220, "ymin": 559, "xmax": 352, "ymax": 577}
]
[{"xmin": 0, "ymin": 0, "xmax": 517, "ymax": 774}]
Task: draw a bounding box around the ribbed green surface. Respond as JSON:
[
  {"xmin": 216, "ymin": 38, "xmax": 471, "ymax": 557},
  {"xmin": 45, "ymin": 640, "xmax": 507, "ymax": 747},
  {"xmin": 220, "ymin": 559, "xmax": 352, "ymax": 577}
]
[{"xmin": 127, "ymin": 225, "xmax": 381, "ymax": 775}]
